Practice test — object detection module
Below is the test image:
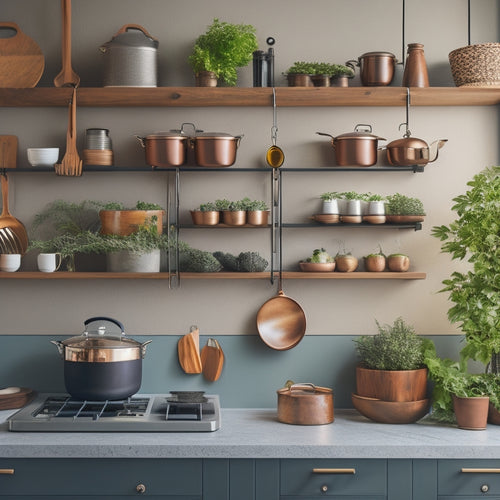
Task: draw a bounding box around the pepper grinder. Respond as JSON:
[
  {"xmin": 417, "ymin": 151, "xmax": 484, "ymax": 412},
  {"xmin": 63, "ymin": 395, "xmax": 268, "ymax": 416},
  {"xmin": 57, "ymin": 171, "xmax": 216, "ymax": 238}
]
[{"xmin": 402, "ymin": 43, "xmax": 429, "ymax": 87}]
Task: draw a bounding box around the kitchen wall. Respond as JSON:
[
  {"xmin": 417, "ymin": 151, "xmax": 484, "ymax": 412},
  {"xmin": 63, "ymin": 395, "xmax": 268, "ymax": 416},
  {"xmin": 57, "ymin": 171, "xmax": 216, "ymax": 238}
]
[{"xmin": 0, "ymin": 0, "xmax": 498, "ymax": 407}]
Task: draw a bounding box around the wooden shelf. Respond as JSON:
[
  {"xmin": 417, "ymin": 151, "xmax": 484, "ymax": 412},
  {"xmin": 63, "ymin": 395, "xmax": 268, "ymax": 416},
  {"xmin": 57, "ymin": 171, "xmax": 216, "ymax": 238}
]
[
  {"xmin": 0, "ymin": 271, "xmax": 425, "ymax": 280},
  {"xmin": 0, "ymin": 87, "xmax": 499, "ymax": 107}
]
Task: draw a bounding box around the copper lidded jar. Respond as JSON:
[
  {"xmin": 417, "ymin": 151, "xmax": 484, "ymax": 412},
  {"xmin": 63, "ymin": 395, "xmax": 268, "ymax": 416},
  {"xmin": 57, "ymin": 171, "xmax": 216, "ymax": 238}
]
[{"xmin": 402, "ymin": 43, "xmax": 429, "ymax": 87}]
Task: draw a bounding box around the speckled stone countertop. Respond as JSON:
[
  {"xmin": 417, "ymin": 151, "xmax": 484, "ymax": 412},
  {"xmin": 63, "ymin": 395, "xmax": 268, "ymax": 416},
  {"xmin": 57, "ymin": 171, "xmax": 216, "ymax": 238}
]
[{"xmin": 1, "ymin": 408, "xmax": 500, "ymax": 459}]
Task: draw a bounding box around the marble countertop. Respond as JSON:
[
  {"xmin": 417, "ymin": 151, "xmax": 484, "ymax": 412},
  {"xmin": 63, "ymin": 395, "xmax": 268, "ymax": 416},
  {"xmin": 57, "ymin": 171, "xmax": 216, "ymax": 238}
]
[{"xmin": 2, "ymin": 407, "xmax": 500, "ymax": 459}]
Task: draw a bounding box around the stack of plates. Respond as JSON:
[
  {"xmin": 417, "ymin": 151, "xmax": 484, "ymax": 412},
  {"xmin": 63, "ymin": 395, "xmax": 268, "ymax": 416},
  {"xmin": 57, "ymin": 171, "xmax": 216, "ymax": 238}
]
[{"xmin": 84, "ymin": 128, "xmax": 113, "ymax": 166}]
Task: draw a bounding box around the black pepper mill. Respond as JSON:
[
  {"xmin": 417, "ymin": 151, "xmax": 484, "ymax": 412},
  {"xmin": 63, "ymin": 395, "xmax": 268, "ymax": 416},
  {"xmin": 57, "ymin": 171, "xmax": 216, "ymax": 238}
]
[{"xmin": 253, "ymin": 37, "xmax": 275, "ymax": 87}]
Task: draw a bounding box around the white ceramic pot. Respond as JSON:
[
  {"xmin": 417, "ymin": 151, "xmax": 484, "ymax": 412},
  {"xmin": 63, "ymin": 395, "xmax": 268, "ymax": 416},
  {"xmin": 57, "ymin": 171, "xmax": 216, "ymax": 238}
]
[
  {"xmin": 321, "ymin": 199, "xmax": 339, "ymax": 214},
  {"xmin": 367, "ymin": 200, "xmax": 385, "ymax": 215}
]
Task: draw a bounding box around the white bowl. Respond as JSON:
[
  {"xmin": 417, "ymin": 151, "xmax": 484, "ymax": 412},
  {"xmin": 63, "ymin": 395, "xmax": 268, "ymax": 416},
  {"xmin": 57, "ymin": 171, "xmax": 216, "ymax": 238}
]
[{"xmin": 27, "ymin": 148, "xmax": 59, "ymax": 167}]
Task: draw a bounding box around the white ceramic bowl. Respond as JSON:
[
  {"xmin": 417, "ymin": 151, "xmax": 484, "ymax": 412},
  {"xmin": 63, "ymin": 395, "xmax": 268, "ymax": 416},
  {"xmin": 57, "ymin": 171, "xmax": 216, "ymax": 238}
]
[{"xmin": 27, "ymin": 148, "xmax": 59, "ymax": 167}]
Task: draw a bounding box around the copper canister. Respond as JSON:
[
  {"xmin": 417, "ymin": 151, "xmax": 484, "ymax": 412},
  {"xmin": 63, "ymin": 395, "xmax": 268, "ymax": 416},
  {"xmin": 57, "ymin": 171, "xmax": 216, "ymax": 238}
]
[{"xmin": 277, "ymin": 383, "xmax": 334, "ymax": 425}]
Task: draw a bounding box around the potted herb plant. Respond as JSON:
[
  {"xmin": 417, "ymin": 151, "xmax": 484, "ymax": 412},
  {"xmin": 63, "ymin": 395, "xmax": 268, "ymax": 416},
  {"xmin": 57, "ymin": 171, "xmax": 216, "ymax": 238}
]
[
  {"xmin": 99, "ymin": 201, "xmax": 165, "ymax": 236},
  {"xmin": 335, "ymin": 245, "xmax": 359, "ymax": 272},
  {"xmin": 299, "ymin": 248, "xmax": 336, "ymax": 272},
  {"xmin": 432, "ymin": 166, "xmax": 500, "ymax": 374},
  {"xmin": 364, "ymin": 246, "xmax": 386, "ymax": 272},
  {"xmin": 319, "ymin": 192, "xmax": 340, "ymax": 215},
  {"xmin": 387, "ymin": 253, "xmax": 410, "ymax": 272},
  {"xmin": 354, "ymin": 317, "xmax": 429, "ymax": 402},
  {"xmin": 339, "ymin": 191, "xmax": 363, "ymax": 223},
  {"xmin": 242, "ymin": 198, "xmax": 269, "ymax": 226},
  {"xmin": 285, "ymin": 61, "xmax": 354, "ymax": 87},
  {"xmin": 188, "ymin": 18, "xmax": 258, "ymax": 87},
  {"xmin": 385, "ymin": 193, "xmax": 425, "ymax": 223},
  {"xmin": 190, "ymin": 202, "xmax": 219, "ymax": 226},
  {"xmin": 216, "ymin": 198, "xmax": 246, "ymax": 226}
]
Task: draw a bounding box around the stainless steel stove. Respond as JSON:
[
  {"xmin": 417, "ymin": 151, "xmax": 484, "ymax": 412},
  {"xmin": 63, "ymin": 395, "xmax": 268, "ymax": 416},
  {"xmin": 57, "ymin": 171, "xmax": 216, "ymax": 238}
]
[{"xmin": 7, "ymin": 392, "xmax": 221, "ymax": 432}]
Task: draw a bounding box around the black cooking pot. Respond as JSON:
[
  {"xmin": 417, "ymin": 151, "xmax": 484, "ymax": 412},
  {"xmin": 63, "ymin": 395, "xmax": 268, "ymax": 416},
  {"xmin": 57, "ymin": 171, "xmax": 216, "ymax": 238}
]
[{"xmin": 51, "ymin": 317, "xmax": 151, "ymax": 400}]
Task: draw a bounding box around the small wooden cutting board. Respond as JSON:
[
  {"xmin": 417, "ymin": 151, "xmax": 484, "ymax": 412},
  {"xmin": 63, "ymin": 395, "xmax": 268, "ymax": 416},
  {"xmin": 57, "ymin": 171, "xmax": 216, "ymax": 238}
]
[
  {"xmin": 178, "ymin": 327, "xmax": 202, "ymax": 374},
  {"xmin": 201, "ymin": 338, "xmax": 225, "ymax": 382},
  {"xmin": 0, "ymin": 136, "xmax": 18, "ymax": 168},
  {"xmin": 0, "ymin": 22, "xmax": 44, "ymax": 88}
]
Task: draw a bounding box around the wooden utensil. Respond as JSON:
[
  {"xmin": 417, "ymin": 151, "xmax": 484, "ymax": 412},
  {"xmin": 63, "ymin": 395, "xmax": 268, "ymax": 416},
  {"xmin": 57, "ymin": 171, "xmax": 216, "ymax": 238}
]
[
  {"xmin": 178, "ymin": 326, "xmax": 202, "ymax": 374},
  {"xmin": 0, "ymin": 22, "xmax": 44, "ymax": 88},
  {"xmin": 201, "ymin": 338, "xmax": 224, "ymax": 382},
  {"xmin": 0, "ymin": 136, "xmax": 18, "ymax": 169},
  {"xmin": 55, "ymin": 86, "xmax": 82, "ymax": 176},
  {"xmin": 0, "ymin": 387, "xmax": 34, "ymax": 410},
  {"xmin": 53, "ymin": 0, "xmax": 80, "ymax": 87},
  {"xmin": 0, "ymin": 173, "xmax": 28, "ymax": 254}
]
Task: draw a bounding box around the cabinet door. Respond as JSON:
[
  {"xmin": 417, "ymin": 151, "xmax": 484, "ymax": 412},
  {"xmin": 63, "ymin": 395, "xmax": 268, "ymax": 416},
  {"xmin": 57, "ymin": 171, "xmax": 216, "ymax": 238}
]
[
  {"xmin": 0, "ymin": 458, "xmax": 202, "ymax": 497},
  {"xmin": 439, "ymin": 460, "xmax": 500, "ymax": 498},
  {"xmin": 280, "ymin": 459, "xmax": 386, "ymax": 498}
]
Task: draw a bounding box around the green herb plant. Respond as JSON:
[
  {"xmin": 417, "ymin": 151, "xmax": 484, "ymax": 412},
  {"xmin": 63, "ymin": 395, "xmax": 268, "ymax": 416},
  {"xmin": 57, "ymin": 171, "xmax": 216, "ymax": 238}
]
[
  {"xmin": 385, "ymin": 193, "xmax": 425, "ymax": 215},
  {"xmin": 188, "ymin": 18, "xmax": 258, "ymax": 86},
  {"xmin": 354, "ymin": 317, "xmax": 427, "ymax": 371},
  {"xmin": 432, "ymin": 165, "xmax": 500, "ymax": 372},
  {"xmin": 286, "ymin": 61, "xmax": 354, "ymax": 77}
]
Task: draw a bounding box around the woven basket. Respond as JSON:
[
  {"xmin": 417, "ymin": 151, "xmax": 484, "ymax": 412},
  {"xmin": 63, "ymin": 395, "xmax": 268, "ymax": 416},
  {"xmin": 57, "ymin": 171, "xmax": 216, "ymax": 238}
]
[{"xmin": 449, "ymin": 43, "xmax": 500, "ymax": 87}]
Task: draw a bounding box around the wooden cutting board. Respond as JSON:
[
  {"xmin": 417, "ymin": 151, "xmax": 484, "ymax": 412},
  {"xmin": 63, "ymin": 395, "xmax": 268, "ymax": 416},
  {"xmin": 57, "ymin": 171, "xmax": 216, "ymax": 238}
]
[
  {"xmin": 0, "ymin": 22, "xmax": 44, "ymax": 88},
  {"xmin": 178, "ymin": 327, "xmax": 202, "ymax": 374},
  {"xmin": 201, "ymin": 338, "xmax": 225, "ymax": 382},
  {"xmin": 0, "ymin": 136, "xmax": 17, "ymax": 168}
]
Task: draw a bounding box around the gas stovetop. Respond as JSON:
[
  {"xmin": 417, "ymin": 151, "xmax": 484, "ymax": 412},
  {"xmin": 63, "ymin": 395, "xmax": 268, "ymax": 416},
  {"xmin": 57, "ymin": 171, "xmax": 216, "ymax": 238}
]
[{"xmin": 7, "ymin": 392, "xmax": 221, "ymax": 432}]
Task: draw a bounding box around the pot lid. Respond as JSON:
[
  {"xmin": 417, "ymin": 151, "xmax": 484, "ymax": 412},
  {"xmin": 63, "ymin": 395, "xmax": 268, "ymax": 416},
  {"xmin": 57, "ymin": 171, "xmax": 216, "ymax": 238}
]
[
  {"xmin": 102, "ymin": 25, "xmax": 159, "ymax": 50},
  {"xmin": 194, "ymin": 132, "xmax": 239, "ymax": 139},
  {"xmin": 388, "ymin": 136, "xmax": 429, "ymax": 148},
  {"xmin": 335, "ymin": 124, "xmax": 385, "ymax": 141},
  {"xmin": 61, "ymin": 334, "xmax": 142, "ymax": 350},
  {"xmin": 360, "ymin": 51, "xmax": 396, "ymax": 58},
  {"xmin": 145, "ymin": 132, "xmax": 188, "ymax": 140}
]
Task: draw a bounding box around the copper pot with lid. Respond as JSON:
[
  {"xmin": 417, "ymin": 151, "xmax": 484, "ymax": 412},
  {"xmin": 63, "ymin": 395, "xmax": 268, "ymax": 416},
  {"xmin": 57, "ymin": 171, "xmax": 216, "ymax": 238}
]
[
  {"xmin": 317, "ymin": 124, "xmax": 385, "ymax": 167},
  {"xmin": 346, "ymin": 51, "xmax": 397, "ymax": 86},
  {"xmin": 277, "ymin": 383, "xmax": 334, "ymax": 425}
]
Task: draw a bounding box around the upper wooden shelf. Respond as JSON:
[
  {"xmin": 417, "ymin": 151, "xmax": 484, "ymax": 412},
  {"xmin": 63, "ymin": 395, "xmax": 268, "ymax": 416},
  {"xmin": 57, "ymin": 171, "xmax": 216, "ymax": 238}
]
[{"xmin": 0, "ymin": 87, "xmax": 499, "ymax": 107}]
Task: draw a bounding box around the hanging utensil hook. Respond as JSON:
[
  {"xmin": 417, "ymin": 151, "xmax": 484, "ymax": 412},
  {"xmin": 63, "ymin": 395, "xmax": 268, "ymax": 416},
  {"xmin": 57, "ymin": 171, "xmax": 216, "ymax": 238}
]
[
  {"xmin": 400, "ymin": 87, "xmax": 412, "ymax": 138},
  {"xmin": 271, "ymin": 87, "xmax": 278, "ymax": 145}
]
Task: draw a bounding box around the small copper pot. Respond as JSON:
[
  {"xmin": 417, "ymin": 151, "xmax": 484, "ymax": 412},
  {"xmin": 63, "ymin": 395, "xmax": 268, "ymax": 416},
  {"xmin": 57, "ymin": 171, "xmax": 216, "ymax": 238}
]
[
  {"xmin": 346, "ymin": 51, "xmax": 397, "ymax": 86},
  {"xmin": 277, "ymin": 383, "xmax": 334, "ymax": 425},
  {"xmin": 189, "ymin": 133, "xmax": 243, "ymax": 167},
  {"xmin": 136, "ymin": 132, "xmax": 187, "ymax": 167}
]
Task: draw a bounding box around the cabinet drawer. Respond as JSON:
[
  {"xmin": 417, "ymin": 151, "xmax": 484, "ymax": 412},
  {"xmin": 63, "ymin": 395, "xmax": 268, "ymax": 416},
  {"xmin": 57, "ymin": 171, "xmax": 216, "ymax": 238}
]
[
  {"xmin": 0, "ymin": 458, "xmax": 202, "ymax": 496},
  {"xmin": 280, "ymin": 459, "xmax": 386, "ymax": 497},
  {"xmin": 439, "ymin": 460, "xmax": 500, "ymax": 496}
]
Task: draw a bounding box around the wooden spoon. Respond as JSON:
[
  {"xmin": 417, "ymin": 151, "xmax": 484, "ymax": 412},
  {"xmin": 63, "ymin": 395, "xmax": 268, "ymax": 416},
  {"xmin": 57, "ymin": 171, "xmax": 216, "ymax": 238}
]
[
  {"xmin": 0, "ymin": 173, "xmax": 28, "ymax": 254},
  {"xmin": 178, "ymin": 326, "xmax": 202, "ymax": 374},
  {"xmin": 55, "ymin": 86, "xmax": 82, "ymax": 176},
  {"xmin": 53, "ymin": 0, "xmax": 80, "ymax": 88}
]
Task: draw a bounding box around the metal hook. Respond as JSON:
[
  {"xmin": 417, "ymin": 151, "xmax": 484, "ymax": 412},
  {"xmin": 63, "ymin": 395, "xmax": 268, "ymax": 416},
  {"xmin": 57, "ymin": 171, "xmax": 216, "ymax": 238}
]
[{"xmin": 271, "ymin": 88, "xmax": 278, "ymax": 145}]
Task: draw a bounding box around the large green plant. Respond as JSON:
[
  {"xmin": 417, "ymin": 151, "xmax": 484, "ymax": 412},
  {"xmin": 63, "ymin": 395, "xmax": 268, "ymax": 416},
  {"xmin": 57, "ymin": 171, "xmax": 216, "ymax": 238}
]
[
  {"xmin": 188, "ymin": 18, "xmax": 258, "ymax": 86},
  {"xmin": 432, "ymin": 166, "xmax": 500, "ymax": 372}
]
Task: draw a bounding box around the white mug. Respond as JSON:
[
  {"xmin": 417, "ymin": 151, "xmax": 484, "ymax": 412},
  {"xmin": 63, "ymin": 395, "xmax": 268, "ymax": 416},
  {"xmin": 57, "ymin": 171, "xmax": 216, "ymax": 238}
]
[
  {"xmin": 37, "ymin": 253, "xmax": 62, "ymax": 273},
  {"xmin": 0, "ymin": 254, "xmax": 21, "ymax": 272}
]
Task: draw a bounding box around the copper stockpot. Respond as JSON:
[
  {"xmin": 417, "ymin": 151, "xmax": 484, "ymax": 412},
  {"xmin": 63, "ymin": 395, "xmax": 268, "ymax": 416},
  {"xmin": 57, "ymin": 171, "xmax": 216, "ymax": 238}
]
[
  {"xmin": 136, "ymin": 132, "xmax": 188, "ymax": 167},
  {"xmin": 277, "ymin": 383, "xmax": 334, "ymax": 425},
  {"xmin": 189, "ymin": 133, "xmax": 243, "ymax": 167},
  {"xmin": 346, "ymin": 51, "xmax": 397, "ymax": 86},
  {"xmin": 317, "ymin": 124, "xmax": 385, "ymax": 167}
]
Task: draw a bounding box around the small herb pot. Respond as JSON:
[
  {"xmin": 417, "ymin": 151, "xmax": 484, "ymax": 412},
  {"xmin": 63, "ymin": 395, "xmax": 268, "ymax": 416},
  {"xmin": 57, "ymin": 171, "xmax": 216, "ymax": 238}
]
[
  {"xmin": 190, "ymin": 210, "xmax": 220, "ymax": 226},
  {"xmin": 387, "ymin": 254, "xmax": 410, "ymax": 272},
  {"xmin": 364, "ymin": 255, "xmax": 386, "ymax": 272},
  {"xmin": 247, "ymin": 210, "xmax": 269, "ymax": 226},
  {"xmin": 222, "ymin": 210, "xmax": 246, "ymax": 226}
]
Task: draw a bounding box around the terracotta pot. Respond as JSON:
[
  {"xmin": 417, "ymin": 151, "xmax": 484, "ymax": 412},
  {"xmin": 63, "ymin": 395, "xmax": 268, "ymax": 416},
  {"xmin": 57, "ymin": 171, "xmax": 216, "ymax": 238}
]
[
  {"xmin": 247, "ymin": 210, "xmax": 269, "ymax": 226},
  {"xmin": 488, "ymin": 402, "xmax": 500, "ymax": 425},
  {"xmin": 335, "ymin": 255, "xmax": 358, "ymax": 272},
  {"xmin": 364, "ymin": 255, "xmax": 386, "ymax": 272},
  {"xmin": 356, "ymin": 366, "xmax": 428, "ymax": 402},
  {"xmin": 287, "ymin": 73, "xmax": 313, "ymax": 87},
  {"xmin": 453, "ymin": 395, "xmax": 489, "ymax": 430},
  {"xmin": 222, "ymin": 210, "xmax": 246, "ymax": 226},
  {"xmin": 195, "ymin": 70, "xmax": 217, "ymax": 87},
  {"xmin": 99, "ymin": 209, "xmax": 164, "ymax": 236},
  {"xmin": 277, "ymin": 383, "xmax": 334, "ymax": 425},
  {"xmin": 387, "ymin": 254, "xmax": 410, "ymax": 272}
]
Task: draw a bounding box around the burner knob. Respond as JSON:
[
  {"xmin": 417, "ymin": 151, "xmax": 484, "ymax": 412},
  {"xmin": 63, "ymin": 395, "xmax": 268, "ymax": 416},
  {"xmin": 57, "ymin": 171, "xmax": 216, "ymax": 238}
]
[{"xmin": 136, "ymin": 483, "xmax": 146, "ymax": 494}]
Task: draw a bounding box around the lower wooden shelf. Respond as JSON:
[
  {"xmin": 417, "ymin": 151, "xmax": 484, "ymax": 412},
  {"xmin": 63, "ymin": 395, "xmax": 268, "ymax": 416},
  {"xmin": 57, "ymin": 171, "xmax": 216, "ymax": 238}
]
[{"xmin": 0, "ymin": 271, "xmax": 426, "ymax": 280}]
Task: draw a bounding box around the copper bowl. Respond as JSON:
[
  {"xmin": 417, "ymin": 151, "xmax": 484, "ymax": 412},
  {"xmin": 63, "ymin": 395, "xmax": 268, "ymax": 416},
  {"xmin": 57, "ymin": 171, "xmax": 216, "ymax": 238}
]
[
  {"xmin": 351, "ymin": 393, "xmax": 430, "ymax": 424},
  {"xmin": 299, "ymin": 262, "xmax": 335, "ymax": 272}
]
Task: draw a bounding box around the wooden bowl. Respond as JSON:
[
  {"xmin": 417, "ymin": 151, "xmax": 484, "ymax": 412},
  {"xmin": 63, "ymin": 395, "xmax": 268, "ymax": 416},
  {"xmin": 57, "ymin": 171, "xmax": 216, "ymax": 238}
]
[
  {"xmin": 351, "ymin": 393, "xmax": 430, "ymax": 424},
  {"xmin": 299, "ymin": 262, "xmax": 335, "ymax": 272},
  {"xmin": 385, "ymin": 215, "xmax": 425, "ymax": 223},
  {"xmin": 363, "ymin": 215, "xmax": 386, "ymax": 224},
  {"xmin": 312, "ymin": 214, "xmax": 340, "ymax": 224}
]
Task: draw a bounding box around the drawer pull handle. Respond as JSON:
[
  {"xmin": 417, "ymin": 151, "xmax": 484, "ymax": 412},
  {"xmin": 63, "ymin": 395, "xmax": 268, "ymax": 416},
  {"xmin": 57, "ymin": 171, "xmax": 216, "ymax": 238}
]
[
  {"xmin": 462, "ymin": 468, "xmax": 500, "ymax": 474},
  {"xmin": 481, "ymin": 484, "xmax": 489, "ymax": 493},
  {"xmin": 312, "ymin": 468, "xmax": 356, "ymax": 474},
  {"xmin": 136, "ymin": 483, "xmax": 146, "ymax": 494},
  {"xmin": 0, "ymin": 469, "xmax": 14, "ymax": 475}
]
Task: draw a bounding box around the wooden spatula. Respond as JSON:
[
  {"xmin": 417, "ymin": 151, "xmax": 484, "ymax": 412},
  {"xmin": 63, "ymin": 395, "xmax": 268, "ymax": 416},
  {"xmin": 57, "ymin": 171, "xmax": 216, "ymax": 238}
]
[
  {"xmin": 201, "ymin": 338, "xmax": 225, "ymax": 382},
  {"xmin": 178, "ymin": 327, "xmax": 202, "ymax": 374}
]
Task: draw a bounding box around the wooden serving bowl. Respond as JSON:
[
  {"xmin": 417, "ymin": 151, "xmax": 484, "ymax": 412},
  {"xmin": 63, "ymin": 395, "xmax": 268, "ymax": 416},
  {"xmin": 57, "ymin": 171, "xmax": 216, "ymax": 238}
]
[
  {"xmin": 351, "ymin": 393, "xmax": 430, "ymax": 424},
  {"xmin": 299, "ymin": 262, "xmax": 335, "ymax": 272}
]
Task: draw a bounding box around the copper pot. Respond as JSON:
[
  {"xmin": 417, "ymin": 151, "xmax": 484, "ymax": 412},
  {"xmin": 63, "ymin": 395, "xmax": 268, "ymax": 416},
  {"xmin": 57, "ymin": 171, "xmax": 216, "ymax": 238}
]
[
  {"xmin": 384, "ymin": 136, "xmax": 447, "ymax": 167},
  {"xmin": 277, "ymin": 383, "xmax": 334, "ymax": 425},
  {"xmin": 346, "ymin": 51, "xmax": 397, "ymax": 86},
  {"xmin": 189, "ymin": 133, "xmax": 243, "ymax": 167},
  {"xmin": 136, "ymin": 132, "xmax": 187, "ymax": 167},
  {"xmin": 317, "ymin": 124, "xmax": 385, "ymax": 167}
]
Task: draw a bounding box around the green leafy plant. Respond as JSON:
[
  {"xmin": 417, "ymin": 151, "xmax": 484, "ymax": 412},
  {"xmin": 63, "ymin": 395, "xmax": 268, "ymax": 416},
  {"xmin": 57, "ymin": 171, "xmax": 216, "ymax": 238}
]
[
  {"xmin": 286, "ymin": 61, "xmax": 354, "ymax": 77},
  {"xmin": 188, "ymin": 18, "xmax": 258, "ymax": 86},
  {"xmin": 303, "ymin": 248, "xmax": 334, "ymax": 264},
  {"xmin": 213, "ymin": 250, "xmax": 268, "ymax": 272},
  {"xmin": 243, "ymin": 199, "xmax": 269, "ymax": 211},
  {"xmin": 215, "ymin": 199, "xmax": 232, "ymax": 211},
  {"xmin": 320, "ymin": 192, "xmax": 340, "ymax": 201},
  {"xmin": 385, "ymin": 193, "xmax": 425, "ymax": 215},
  {"xmin": 432, "ymin": 166, "xmax": 500, "ymax": 372},
  {"xmin": 101, "ymin": 201, "xmax": 164, "ymax": 211},
  {"xmin": 354, "ymin": 317, "xmax": 427, "ymax": 371},
  {"xmin": 180, "ymin": 247, "xmax": 222, "ymax": 273},
  {"xmin": 197, "ymin": 202, "xmax": 218, "ymax": 212},
  {"xmin": 367, "ymin": 193, "xmax": 385, "ymax": 202}
]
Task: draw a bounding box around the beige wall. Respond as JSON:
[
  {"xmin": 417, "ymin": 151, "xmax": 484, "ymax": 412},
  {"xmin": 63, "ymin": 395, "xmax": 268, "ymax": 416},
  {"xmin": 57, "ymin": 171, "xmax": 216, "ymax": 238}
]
[{"xmin": 1, "ymin": 0, "xmax": 498, "ymax": 337}]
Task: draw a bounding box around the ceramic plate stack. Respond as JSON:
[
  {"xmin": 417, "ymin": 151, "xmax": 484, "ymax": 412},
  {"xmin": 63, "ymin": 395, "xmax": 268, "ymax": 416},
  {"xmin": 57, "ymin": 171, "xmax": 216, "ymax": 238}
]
[{"xmin": 83, "ymin": 128, "xmax": 114, "ymax": 166}]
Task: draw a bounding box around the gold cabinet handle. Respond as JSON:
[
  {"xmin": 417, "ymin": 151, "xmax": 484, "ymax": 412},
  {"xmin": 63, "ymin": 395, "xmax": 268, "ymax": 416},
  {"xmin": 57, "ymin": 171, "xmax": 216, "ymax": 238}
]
[
  {"xmin": 0, "ymin": 469, "xmax": 14, "ymax": 475},
  {"xmin": 312, "ymin": 468, "xmax": 356, "ymax": 474},
  {"xmin": 461, "ymin": 468, "xmax": 500, "ymax": 474}
]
